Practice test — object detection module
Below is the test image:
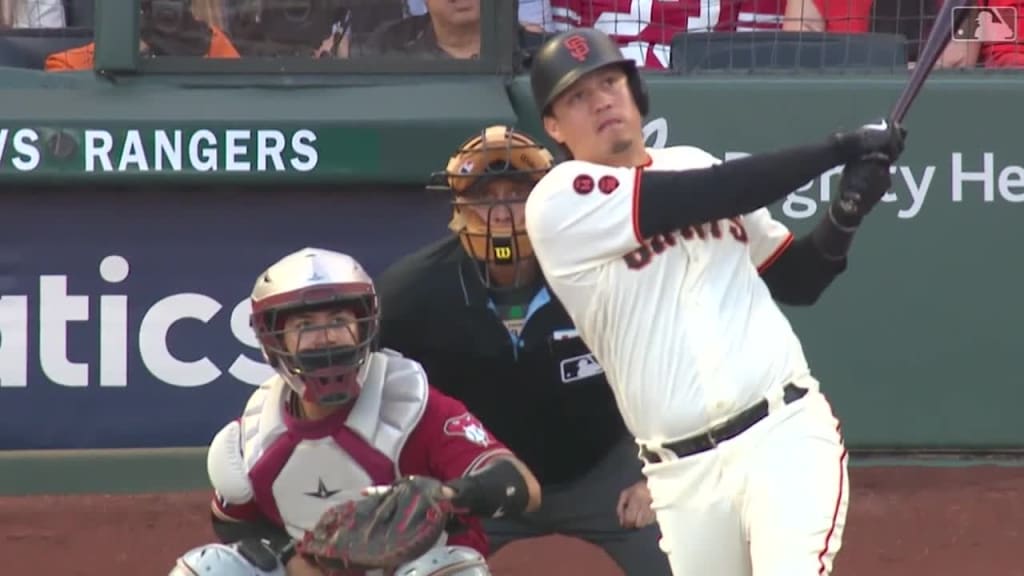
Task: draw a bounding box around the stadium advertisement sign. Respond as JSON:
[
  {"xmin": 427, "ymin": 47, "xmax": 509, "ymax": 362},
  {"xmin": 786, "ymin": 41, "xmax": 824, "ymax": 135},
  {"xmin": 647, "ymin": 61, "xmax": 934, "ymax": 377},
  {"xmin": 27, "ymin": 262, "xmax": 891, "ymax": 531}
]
[
  {"xmin": 0, "ymin": 126, "xmax": 379, "ymax": 176},
  {"xmin": 0, "ymin": 187, "xmax": 450, "ymax": 450}
]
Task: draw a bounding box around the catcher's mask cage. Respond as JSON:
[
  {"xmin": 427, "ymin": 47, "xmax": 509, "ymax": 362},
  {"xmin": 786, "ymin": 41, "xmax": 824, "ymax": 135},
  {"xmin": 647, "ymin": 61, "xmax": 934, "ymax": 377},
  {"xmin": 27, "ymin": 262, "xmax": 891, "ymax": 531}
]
[
  {"xmin": 250, "ymin": 247, "xmax": 380, "ymax": 407},
  {"xmin": 427, "ymin": 125, "xmax": 554, "ymax": 291},
  {"xmin": 169, "ymin": 541, "xmax": 286, "ymax": 576},
  {"xmin": 394, "ymin": 545, "xmax": 491, "ymax": 576}
]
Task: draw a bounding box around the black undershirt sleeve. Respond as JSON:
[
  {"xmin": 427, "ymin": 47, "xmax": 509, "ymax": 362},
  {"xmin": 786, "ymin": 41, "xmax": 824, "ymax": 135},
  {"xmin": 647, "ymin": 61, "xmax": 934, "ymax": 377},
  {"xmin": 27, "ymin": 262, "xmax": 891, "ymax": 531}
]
[
  {"xmin": 759, "ymin": 206, "xmax": 861, "ymax": 305},
  {"xmin": 759, "ymin": 234, "xmax": 847, "ymax": 306},
  {"xmin": 635, "ymin": 141, "xmax": 844, "ymax": 239}
]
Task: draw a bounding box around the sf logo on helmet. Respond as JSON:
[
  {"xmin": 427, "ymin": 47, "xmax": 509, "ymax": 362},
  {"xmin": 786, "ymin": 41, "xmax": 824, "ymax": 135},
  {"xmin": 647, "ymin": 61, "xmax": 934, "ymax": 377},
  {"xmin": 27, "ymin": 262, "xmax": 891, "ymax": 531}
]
[{"xmin": 564, "ymin": 35, "xmax": 589, "ymax": 62}]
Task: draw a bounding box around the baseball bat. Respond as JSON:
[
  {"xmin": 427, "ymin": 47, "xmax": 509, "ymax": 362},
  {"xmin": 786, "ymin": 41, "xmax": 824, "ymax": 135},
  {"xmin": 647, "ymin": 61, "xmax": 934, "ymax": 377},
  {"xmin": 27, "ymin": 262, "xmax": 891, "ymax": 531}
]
[{"xmin": 888, "ymin": 0, "xmax": 973, "ymax": 124}]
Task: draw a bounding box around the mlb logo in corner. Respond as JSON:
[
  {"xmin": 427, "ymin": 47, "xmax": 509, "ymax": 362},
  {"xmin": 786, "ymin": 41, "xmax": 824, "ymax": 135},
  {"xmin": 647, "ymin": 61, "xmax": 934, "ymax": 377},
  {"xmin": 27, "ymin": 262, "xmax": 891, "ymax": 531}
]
[{"xmin": 952, "ymin": 6, "xmax": 1017, "ymax": 42}]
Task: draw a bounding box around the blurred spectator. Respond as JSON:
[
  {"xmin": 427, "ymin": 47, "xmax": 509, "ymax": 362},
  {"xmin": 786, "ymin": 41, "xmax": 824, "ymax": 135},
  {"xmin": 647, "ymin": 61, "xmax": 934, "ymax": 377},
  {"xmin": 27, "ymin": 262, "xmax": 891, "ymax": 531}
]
[
  {"xmin": 787, "ymin": 0, "xmax": 951, "ymax": 66},
  {"xmin": 550, "ymin": 0, "xmax": 807, "ymax": 69},
  {"xmin": 405, "ymin": 0, "xmax": 553, "ymax": 32},
  {"xmin": 192, "ymin": 0, "xmax": 226, "ymax": 29},
  {"xmin": 44, "ymin": 0, "xmax": 239, "ymax": 71},
  {"xmin": 313, "ymin": 16, "xmax": 351, "ymax": 58},
  {"xmin": 788, "ymin": 0, "xmax": 1024, "ymax": 68},
  {"xmin": 0, "ymin": 0, "xmax": 66, "ymax": 28},
  {"xmin": 782, "ymin": 0, "xmax": 873, "ymax": 32},
  {"xmin": 360, "ymin": 0, "xmax": 481, "ymax": 58},
  {"xmin": 974, "ymin": 1, "xmax": 1023, "ymax": 67},
  {"xmin": 933, "ymin": 2, "xmax": 1024, "ymax": 68},
  {"xmin": 225, "ymin": 0, "xmax": 358, "ymax": 58}
]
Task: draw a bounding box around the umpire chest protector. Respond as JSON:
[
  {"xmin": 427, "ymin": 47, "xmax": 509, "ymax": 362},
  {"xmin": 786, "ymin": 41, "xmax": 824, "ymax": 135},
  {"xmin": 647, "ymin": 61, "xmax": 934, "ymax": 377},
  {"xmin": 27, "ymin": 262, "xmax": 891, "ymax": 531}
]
[
  {"xmin": 207, "ymin": 349, "xmax": 428, "ymax": 540},
  {"xmin": 377, "ymin": 237, "xmax": 629, "ymax": 485}
]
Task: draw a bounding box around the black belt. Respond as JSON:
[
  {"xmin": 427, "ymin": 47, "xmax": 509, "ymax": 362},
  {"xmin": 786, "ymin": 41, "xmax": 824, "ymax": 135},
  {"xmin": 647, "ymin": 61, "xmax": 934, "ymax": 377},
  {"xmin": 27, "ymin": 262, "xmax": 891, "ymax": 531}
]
[{"xmin": 640, "ymin": 383, "xmax": 808, "ymax": 464}]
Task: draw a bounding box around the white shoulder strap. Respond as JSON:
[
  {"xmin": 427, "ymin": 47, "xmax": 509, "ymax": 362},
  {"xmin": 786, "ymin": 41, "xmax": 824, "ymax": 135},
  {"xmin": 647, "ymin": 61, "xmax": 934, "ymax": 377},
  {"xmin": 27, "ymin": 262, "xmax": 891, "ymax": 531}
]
[
  {"xmin": 239, "ymin": 375, "xmax": 289, "ymax": 469},
  {"xmin": 347, "ymin": 349, "xmax": 429, "ymax": 463}
]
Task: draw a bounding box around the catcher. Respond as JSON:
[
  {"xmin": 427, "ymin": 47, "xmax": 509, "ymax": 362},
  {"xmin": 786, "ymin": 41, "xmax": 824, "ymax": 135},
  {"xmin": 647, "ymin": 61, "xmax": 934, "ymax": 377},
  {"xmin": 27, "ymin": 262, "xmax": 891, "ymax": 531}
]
[{"xmin": 205, "ymin": 247, "xmax": 541, "ymax": 575}]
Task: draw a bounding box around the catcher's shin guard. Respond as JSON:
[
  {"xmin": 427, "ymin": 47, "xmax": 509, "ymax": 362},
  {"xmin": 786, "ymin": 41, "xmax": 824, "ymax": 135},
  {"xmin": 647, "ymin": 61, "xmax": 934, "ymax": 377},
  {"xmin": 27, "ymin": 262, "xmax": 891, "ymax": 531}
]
[{"xmin": 394, "ymin": 545, "xmax": 491, "ymax": 576}]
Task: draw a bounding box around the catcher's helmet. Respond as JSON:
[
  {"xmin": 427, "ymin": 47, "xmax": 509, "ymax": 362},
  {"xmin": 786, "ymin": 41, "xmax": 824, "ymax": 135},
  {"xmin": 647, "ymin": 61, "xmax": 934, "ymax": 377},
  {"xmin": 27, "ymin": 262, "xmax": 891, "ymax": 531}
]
[
  {"xmin": 250, "ymin": 247, "xmax": 379, "ymax": 406},
  {"xmin": 169, "ymin": 540, "xmax": 285, "ymax": 576},
  {"xmin": 394, "ymin": 545, "xmax": 492, "ymax": 576},
  {"xmin": 428, "ymin": 125, "xmax": 554, "ymax": 290},
  {"xmin": 530, "ymin": 27, "xmax": 649, "ymax": 117}
]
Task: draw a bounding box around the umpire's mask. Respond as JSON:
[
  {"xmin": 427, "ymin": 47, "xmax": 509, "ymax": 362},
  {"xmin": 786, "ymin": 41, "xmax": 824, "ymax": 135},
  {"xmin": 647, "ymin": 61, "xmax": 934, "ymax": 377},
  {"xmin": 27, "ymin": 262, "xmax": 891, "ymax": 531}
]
[{"xmin": 428, "ymin": 125, "xmax": 554, "ymax": 290}]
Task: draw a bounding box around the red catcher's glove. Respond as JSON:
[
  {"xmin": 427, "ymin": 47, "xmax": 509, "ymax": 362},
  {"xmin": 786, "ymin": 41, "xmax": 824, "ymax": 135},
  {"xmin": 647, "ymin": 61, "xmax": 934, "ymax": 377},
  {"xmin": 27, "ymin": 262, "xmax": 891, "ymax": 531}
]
[{"xmin": 296, "ymin": 476, "xmax": 456, "ymax": 573}]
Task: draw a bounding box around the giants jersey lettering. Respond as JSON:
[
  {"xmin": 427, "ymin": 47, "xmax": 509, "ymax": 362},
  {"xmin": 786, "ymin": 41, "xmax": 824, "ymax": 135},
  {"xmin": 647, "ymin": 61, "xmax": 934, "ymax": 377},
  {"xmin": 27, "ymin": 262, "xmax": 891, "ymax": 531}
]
[
  {"xmin": 551, "ymin": 0, "xmax": 786, "ymax": 68},
  {"xmin": 524, "ymin": 146, "xmax": 812, "ymax": 444}
]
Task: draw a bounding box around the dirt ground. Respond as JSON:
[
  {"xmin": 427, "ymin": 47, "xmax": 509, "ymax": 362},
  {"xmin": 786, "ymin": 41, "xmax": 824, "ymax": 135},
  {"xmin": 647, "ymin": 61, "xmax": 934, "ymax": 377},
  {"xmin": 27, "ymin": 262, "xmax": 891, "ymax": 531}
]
[{"xmin": 2, "ymin": 466, "xmax": 1022, "ymax": 576}]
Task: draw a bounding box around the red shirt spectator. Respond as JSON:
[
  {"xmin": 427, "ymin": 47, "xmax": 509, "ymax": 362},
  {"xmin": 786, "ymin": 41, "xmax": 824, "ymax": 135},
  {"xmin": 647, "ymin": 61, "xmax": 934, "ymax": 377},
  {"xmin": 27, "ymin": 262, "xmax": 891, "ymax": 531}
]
[
  {"xmin": 786, "ymin": 0, "xmax": 1024, "ymax": 68},
  {"xmin": 978, "ymin": 0, "xmax": 1024, "ymax": 66},
  {"xmin": 551, "ymin": 0, "xmax": 791, "ymax": 69},
  {"xmin": 782, "ymin": 0, "xmax": 873, "ymax": 33}
]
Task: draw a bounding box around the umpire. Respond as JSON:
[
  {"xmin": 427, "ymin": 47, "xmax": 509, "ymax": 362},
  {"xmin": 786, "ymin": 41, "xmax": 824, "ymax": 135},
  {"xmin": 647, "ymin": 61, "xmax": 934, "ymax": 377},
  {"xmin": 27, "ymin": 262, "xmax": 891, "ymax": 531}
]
[{"xmin": 376, "ymin": 125, "xmax": 671, "ymax": 575}]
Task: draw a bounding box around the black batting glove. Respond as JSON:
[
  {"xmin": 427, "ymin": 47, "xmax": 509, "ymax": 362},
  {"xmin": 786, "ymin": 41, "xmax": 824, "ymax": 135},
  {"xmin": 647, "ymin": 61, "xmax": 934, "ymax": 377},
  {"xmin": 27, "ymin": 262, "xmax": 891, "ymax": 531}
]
[
  {"xmin": 830, "ymin": 119, "xmax": 907, "ymax": 165},
  {"xmin": 830, "ymin": 153, "xmax": 894, "ymax": 229}
]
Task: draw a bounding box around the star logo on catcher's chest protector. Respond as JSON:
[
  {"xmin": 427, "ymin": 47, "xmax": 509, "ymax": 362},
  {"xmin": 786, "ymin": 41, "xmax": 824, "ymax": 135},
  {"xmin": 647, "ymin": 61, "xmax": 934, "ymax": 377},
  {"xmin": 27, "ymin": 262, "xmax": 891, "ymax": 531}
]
[{"xmin": 304, "ymin": 478, "xmax": 340, "ymax": 499}]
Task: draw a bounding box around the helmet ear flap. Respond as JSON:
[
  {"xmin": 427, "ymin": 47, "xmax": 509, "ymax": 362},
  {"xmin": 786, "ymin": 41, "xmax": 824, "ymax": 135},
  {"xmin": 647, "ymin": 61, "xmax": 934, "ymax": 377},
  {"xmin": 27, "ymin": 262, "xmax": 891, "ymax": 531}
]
[{"xmin": 627, "ymin": 66, "xmax": 650, "ymax": 117}]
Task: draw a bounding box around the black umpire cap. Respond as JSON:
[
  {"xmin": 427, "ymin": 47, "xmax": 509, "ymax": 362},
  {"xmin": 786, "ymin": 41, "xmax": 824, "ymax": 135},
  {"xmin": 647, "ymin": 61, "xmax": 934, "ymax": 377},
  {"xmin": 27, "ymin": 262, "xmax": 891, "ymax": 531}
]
[{"xmin": 529, "ymin": 28, "xmax": 650, "ymax": 117}]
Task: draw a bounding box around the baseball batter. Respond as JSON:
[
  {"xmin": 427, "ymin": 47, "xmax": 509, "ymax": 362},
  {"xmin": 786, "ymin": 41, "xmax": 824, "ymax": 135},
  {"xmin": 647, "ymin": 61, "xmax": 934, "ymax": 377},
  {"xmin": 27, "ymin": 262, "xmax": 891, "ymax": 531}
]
[
  {"xmin": 522, "ymin": 28, "xmax": 906, "ymax": 576},
  {"xmin": 204, "ymin": 247, "xmax": 541, "ymax": 575},
  {"xmin": 377, "ymin": 124, "xmax": 670, "ymax": 575}
]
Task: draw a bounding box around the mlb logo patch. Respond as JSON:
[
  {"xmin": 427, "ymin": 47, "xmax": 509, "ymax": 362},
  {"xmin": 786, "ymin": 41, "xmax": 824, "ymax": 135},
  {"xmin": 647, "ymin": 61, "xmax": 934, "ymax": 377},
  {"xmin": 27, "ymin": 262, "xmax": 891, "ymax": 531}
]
[{"xmin": 560, "ymin": 353, "xmax": 604, "ymax": 383}]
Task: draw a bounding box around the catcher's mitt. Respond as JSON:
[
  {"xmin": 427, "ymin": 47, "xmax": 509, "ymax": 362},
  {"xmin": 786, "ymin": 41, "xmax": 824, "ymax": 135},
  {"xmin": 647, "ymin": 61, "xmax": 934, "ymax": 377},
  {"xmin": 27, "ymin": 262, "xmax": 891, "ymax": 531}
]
[{"xmin": 297, "ymin": 476, "xmax": 457, "ymax": 572}]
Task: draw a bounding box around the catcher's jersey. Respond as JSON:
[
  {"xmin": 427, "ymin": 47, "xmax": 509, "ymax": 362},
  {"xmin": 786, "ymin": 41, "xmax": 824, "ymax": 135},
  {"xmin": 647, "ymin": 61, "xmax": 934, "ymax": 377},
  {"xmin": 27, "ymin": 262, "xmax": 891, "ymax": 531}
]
[
  {"xmin": 550, "ymin": 0, "xmax": 786, "ymax": 68},
  {"xmin": 524, "ymin": 146, "xmax": 814, "ymax": 444},
  {"xmin": 209, "ymin": 349, "xmax": 508, "ymax": 553}
]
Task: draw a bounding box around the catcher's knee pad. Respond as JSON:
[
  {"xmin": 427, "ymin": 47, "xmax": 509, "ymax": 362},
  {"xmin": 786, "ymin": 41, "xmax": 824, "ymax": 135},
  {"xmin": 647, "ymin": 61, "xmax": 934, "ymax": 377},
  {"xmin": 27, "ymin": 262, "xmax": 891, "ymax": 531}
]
[
  {"xmin": 394, "ymin": 545, "xmax": 491, "ymax": 576},
  {"xmin": 169, "ymin": 540, "xmax": 286, "ymax": 576}
]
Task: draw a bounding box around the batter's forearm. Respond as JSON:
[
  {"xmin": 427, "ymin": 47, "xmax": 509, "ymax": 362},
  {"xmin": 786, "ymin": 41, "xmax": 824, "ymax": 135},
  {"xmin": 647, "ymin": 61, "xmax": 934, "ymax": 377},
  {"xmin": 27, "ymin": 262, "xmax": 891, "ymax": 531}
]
[
  {"xmin": 760, "ymin": 233, "xmax": 847, "ymax": 306},
  {"xmin": 635, "ymin": 142, "xmax": 844, "ymax": 239}
]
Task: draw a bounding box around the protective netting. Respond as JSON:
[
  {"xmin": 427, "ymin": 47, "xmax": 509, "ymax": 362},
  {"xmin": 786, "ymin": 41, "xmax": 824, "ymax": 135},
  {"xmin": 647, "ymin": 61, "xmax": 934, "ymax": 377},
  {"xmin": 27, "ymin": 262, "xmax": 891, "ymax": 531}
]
[
  {"xmin": 533, "ymin": 0, "xmax": 1022, "ymax": 73},
  {"xmin": 1, "ymin": 1, "xmax": 1018, "ymax": 73}
]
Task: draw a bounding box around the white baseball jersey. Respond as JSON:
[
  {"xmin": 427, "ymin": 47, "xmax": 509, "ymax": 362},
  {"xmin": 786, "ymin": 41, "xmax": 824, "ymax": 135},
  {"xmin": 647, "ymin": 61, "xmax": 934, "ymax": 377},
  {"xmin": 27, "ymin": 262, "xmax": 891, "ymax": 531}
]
[{"xmin": 524, "ymin": 145, "xmax": 815, "ymax": 444}]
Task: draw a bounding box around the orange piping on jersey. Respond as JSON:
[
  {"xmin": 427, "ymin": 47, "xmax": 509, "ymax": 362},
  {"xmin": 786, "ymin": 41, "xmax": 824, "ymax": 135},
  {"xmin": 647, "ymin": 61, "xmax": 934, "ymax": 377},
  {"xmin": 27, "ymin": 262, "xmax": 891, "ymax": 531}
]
[
  {"xmin": 817, "ymin": 424, "xmax": 848, "ymax": 575},
  {"xmin": 756, "ymin": 231, "xmax": 794, "ymax": 273},
  {"xmin": 630, "ymin": 154, "xmax": 654, "ymax": 244}
]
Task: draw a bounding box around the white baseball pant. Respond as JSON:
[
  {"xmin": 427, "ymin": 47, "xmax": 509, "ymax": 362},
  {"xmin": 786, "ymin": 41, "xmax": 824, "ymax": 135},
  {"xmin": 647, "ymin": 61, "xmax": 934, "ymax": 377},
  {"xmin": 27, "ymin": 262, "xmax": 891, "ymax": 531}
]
[{"xmin": 640, "ymin": 380, "xmax": 849, "ymax": 576}]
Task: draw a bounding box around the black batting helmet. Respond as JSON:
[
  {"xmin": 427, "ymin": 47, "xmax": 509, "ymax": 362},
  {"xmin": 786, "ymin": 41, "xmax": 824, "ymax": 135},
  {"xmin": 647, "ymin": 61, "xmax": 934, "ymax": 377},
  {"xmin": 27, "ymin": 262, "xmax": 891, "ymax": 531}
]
[{"xmin": 530, "ymin": 28, "xmax": 649, "ymax": 118}]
